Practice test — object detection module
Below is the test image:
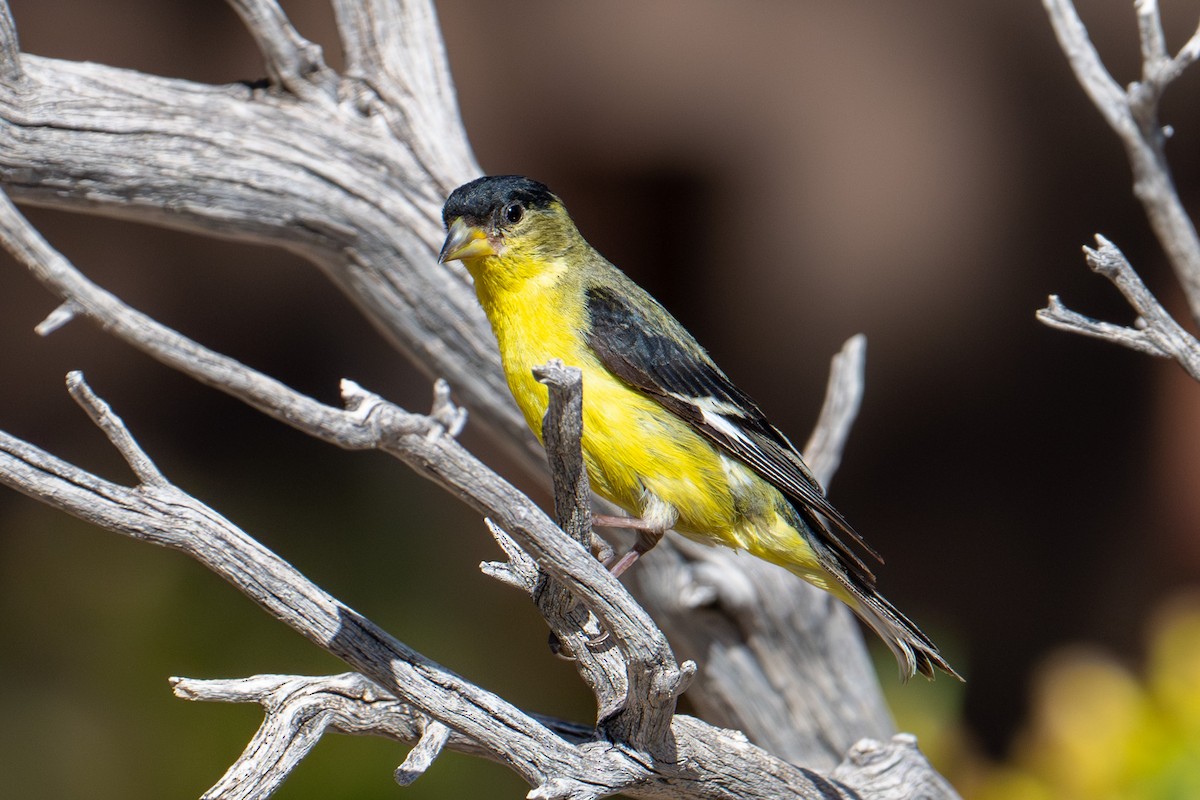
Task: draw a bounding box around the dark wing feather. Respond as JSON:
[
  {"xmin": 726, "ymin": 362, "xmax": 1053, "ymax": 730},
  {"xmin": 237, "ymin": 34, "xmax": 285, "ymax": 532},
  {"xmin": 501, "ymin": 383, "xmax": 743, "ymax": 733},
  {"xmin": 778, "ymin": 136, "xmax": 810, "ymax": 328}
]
[{"xmin": 585, "ymin": 285, "xmax": 881, "ymax": 585}]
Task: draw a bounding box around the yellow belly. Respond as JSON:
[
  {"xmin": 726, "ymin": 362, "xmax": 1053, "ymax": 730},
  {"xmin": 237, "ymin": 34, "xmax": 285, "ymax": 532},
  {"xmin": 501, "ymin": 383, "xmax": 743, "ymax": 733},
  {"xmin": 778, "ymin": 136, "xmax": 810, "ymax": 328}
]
[
  {"xmin": 474, "ymin": 268, "xmax": 831, "ymax": 591},
  {"xmin": 506, "ymin": 340, "xmax": 847, "ymax": 599}
]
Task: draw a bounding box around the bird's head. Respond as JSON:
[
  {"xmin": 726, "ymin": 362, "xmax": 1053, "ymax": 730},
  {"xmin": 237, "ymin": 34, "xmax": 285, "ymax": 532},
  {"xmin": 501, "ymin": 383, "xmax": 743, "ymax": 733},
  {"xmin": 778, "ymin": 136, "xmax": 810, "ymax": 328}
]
[{"xmin": 438, "ymin": 176, "xmax": 580, "ymax": 286}]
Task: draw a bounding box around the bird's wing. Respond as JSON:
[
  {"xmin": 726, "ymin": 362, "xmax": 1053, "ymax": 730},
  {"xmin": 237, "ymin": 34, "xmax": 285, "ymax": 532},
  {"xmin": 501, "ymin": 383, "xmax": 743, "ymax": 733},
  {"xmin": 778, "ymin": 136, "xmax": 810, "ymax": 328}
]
[{"xmin": 585, "ymin": 285, "xmax": 881, "ymax": 584}]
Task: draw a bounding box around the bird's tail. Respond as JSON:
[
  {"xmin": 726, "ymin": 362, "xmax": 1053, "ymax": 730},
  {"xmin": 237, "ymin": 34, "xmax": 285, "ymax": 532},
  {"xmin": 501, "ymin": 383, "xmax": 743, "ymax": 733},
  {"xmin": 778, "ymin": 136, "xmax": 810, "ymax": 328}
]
[
  {"xmin": 841, "ymin": 577, "xmax": 962, "ymax": 681},
  {"xmin": 749, "ymin": 507, "xmax": 961, "ymax": 680}
]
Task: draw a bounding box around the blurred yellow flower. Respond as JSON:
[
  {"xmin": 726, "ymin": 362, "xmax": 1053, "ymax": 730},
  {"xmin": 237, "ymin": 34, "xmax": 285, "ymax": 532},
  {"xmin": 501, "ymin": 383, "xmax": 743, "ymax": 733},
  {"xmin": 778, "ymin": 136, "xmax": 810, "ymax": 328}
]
[{"xmin": 900, "ymin": 593, "xmax": 1200, "ymax": 800}]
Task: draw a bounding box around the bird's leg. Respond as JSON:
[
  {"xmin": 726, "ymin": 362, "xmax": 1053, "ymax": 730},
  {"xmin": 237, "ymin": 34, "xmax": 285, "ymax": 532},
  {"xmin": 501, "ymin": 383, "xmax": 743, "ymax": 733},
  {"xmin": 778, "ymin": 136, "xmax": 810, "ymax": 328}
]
[
  {"xmin": 606, "ymin": 529, "xmax": 665, "ymax": 576},
  {"xmin": 592, "ymin": 513, "xmax": 662, "ymax": 532},
  {"xmin": 592, "ymin": 514, "xmax": 667, "ymax": 576}
]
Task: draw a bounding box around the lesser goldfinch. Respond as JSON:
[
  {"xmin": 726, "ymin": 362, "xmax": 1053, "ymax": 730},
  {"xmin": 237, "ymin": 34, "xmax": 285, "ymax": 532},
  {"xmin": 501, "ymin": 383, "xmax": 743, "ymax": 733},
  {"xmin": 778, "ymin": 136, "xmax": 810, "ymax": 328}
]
[{"xmin": 439, "ymin": 175, "xmax": 958, "ymax": 681}]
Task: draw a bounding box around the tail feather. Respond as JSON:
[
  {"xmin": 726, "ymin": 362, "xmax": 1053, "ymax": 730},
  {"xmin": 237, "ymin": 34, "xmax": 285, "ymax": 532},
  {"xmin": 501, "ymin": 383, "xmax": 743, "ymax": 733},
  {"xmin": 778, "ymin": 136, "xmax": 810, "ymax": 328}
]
[
  {"xmin": 848, "ymin": 583, "xmax": 962, "ymax": 681},
  {"xmin": 799, "ymin": 515, "xmax": 961, "ymax": 681},
  {"xmin": 767, "ymin": 506, "xmax": 961, "ymax": 680}
]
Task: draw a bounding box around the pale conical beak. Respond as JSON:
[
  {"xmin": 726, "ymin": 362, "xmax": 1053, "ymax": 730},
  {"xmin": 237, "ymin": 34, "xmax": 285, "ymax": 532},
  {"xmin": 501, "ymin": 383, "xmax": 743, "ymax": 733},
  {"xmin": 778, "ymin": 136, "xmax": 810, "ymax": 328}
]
[{"xmin": 438, "ymin": 217, "xmax": 496, "ymax": 263}]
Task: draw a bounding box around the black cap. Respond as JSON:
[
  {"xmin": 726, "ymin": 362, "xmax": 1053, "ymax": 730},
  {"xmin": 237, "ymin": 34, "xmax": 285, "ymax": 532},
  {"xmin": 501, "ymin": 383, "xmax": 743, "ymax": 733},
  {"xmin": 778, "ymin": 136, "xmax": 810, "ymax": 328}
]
[{"xmin": 442, "ymin": 175, "xmax": 557, "ymax": 227}]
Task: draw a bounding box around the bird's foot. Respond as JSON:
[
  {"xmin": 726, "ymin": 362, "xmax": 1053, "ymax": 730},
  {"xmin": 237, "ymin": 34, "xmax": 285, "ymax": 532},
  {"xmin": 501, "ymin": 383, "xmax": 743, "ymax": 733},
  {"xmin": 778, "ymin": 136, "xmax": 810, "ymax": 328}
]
[{"xmin": 604, "ymin": 529, "xmax": 665, "ymax": 578}]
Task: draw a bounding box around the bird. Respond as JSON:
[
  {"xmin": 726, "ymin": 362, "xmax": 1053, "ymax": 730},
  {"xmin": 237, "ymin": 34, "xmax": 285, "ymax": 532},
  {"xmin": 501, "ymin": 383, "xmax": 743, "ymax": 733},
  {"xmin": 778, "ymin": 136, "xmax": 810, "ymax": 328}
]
[{"xmin": 438, "ymin": 175, "xmax": 959, "ymax": 681}]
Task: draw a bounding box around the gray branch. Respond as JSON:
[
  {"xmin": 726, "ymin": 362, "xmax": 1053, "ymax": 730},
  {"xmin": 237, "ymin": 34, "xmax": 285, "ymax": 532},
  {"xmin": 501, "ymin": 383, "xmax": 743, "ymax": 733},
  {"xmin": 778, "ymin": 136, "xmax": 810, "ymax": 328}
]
[
  {"xmin": 529, "ymin": 361, "xmax": 641, "ymax": 725},
  {"xmin": 1037, "ymin": 235, "xmax": 1200, "ymax": 378},
  {"xmin": 0, "ymin": 188, "xmax": 952, "ymax": 797},
  {"xmin": 0, "ymin": 1, "xmax": 19, "ymax": 81},
  {"xmin": 1041, "ymin": 0, "xmax": 1200, "ymax": 376},
  {"xmin": 1, "ymin": 368, "xmax": 857, "ymax": 800},
  {"xmin": 0, "ymin": 0, "xmax": 959, "ymax": 797},
  {"xmin": 226, "ymin": 0, "xmax": 339, "ymax": 97}
]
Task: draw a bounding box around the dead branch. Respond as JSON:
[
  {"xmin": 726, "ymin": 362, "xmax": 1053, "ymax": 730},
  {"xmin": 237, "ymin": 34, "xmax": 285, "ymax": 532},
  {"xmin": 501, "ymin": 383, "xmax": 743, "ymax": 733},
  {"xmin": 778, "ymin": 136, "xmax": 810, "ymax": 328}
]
[
  {"xmin": 0, "ymin": 0, "xmax": 958, "ymax": 796},
  {"xmin": 1040, "ymin": 0, "xmax": 1200, "ymax": 377}
]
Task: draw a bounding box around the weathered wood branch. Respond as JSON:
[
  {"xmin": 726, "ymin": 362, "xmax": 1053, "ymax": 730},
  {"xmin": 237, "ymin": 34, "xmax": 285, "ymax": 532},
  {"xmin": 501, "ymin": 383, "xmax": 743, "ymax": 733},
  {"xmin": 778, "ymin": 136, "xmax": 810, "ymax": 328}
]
[
  {"xmin": 0, "ymin": 367, "xmax": 945, "ymax": 799},
  {"xmin": 1038, "ymin": 235, "xmax": 1200, "ymax": 378},
  {"xmin": 1040, "ymin": 0, "xmax": 1200, "ymax": 377},
  {"xmin": 529, "ymin": 361, "xmax": 638, "ymax": 725},
  {"xmin": 0, "ymin": 0, "xmax": 905, "ymax": 766},
  {"xmin": 0, "ymin": 182, "xmax": 956, "ymax": 797},
  {"xmin": 0, "ymin": 0, "xmax": 957, "ymax": 794},
  {"xmin": 226, "ymin": 0, "xmax": 339, "ymax": 97}
]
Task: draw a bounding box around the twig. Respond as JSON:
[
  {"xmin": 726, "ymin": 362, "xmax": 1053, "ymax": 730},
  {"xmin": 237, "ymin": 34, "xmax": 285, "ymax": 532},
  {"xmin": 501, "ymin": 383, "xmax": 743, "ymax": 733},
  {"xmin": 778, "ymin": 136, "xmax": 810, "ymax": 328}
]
[
  {"xmin": 34, "ymin": 300, "xmax": 80, "ymax": 336},
  {"xmin": 537, "ymin": 360, "xmax": 697, "ymax": 746},
  {"xmin": 528, "ymin": 361, "xmax": 630, "ymax": 719},
  {"xmin": 1135, "ymin": 0, "xmax": 1170, "ymax": 86},
  {"xmin": 803, "ymin": 334, "xmax": 867, "ymax": 489},
  {"xmin": 224, "ymin": 0, "xmax": 338, "ymax": 98},
  {"xmin": 480, "ymin": 518, "xmax": 540, "ymax": 591},
  {"xmin": 534, "ymin": 361, "xmax": 593, "ymax": 546},
  {"xmin": 1036, "ymin": 236, "xmax": 1200, "ymax": 378},
  {"xmin": 0, "ymin": 0, "xmax": 19, "ymax": 81},
  {"xmin": 394, "ymin": 721, "xmax": 451, "ymax": 786},
  {"xmin": 1168, "ymin": 21, "xmax": 1200, "ymax": 82},
  {"xmin": 1042, "ymin": 0, "xmax": 1200, "ymax": 324},
  {"xmin": 1042, "ymin": 0, "xmax": 1132, "ymax": 139},
  {"xmin": 1037, "ymin": 296, "xmax": 1170, "ymax": 358},
  {"xmin": 171, "ymin": 672, "xmax": 595, "ymax": 786},
  {"xmin": 65, "ymin": 371, "xmax": 167, "ymax": 487}
]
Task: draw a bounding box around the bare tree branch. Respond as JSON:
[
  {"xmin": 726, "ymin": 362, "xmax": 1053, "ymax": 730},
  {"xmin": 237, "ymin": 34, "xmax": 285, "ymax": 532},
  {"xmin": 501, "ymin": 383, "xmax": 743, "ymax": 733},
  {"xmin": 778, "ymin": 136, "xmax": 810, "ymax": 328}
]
[
  {"xmin": 0, "ymin": 0, "xmax": 19, "ymax": 81},
  {"xmin": 0, "ymin": 1, "xmax": 960, "ymax": 795},
  {"xmin": 1042, "ymin": 0, "xmax": 1200, "ymax": 357},
  {"xmin": 0, "ymin": 368, "xmax": 950, "ymax": 799},
  {"xmin": 0, "ymin": 381, "xmax": 584, "ymax": 793},
  {"xmin": 172, "ymin": 673, "xmax": 513, "ymax": 797},
  {"xmin": 0, "ymin": 183, "xmax": 960, "ymax": 796},
  {"xmin": 0, "ymin": 12, "xmax": 517, "ymax": 453},
  {"xmin": 0, "ymin": 32, "xmax": 903, "ymax": 763},
  {"xmin": 802, "ymin": 333, "xmax": 867, "ymax": 489},
  {"xmin": 1037, "ymin": 236, "xmax": 1200, "ymax": 378},
  {"xmin": 0, "ymin": 172, "xmax": 916, "ymax": 783},
  {"xmin": 528, "ymin": 361, "xmax": 636, "ymax": 722},
  {"xmin": 226, "ymin": 0, "xmax": 338, "ymax": 97}
]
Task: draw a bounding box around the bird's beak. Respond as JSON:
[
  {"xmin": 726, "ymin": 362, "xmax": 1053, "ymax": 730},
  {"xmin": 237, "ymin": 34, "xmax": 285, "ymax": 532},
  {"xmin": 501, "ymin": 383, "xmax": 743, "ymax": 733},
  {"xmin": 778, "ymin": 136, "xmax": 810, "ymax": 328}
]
[{"xmin": 438, "ymin": 217, "xmax": 496, "ymax": 263}]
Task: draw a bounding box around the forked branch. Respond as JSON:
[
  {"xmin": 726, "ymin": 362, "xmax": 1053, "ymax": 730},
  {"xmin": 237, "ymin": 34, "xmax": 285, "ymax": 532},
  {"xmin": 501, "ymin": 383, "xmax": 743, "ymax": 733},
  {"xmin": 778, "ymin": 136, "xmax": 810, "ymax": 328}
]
[{"xmin": 1040, "ymin": 0, "xmax": 1200, "ymax": 377}]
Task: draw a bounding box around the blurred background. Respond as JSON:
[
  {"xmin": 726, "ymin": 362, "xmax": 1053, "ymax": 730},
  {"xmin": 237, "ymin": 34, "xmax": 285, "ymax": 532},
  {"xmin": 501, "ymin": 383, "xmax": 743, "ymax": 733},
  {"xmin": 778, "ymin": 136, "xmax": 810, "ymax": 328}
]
[{"xmin": 2, "ymin": 0, "xmax": 1200, "ymax": 797}]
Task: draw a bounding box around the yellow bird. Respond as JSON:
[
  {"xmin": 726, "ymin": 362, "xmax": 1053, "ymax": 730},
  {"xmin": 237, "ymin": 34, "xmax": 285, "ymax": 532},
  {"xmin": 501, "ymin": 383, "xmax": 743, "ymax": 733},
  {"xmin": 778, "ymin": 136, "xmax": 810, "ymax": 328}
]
[{"xmin": 439, "ymin": 175, "xmax": 959, "ymax": 681}]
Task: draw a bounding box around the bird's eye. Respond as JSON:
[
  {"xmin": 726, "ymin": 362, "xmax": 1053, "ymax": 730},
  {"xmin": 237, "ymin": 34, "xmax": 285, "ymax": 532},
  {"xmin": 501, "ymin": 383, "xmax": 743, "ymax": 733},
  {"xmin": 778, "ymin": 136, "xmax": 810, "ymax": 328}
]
[{"xmin": 503, "ymin": 202, "xmax": 524, "ymax": 225}]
